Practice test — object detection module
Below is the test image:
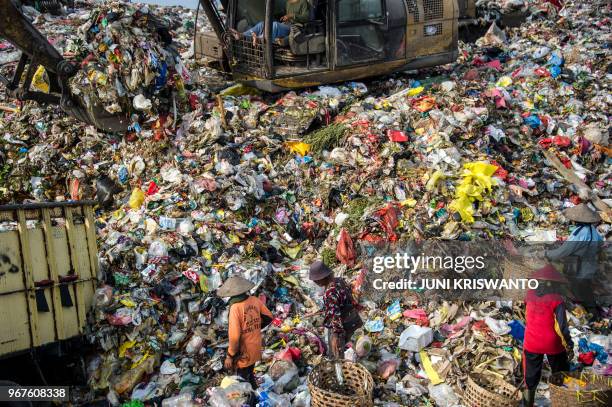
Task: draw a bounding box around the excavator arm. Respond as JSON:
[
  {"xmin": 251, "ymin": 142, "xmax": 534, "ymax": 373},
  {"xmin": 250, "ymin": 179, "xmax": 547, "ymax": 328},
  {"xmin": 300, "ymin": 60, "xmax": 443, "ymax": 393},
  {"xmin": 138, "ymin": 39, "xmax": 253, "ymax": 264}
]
[{"xmin": 0, "ymin": 0, "xmax": 130, "ymax": 132}]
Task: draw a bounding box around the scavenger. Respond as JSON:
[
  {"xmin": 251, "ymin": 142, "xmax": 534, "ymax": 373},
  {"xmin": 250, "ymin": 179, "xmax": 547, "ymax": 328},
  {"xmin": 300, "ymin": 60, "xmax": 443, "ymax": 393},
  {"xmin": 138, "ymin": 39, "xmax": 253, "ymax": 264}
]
[
  {"xmin": 217, "ymin": 276, "xmax": 273, "ymax": 392},
  {"xmin": 308, "ymin": 260, "xmax": 363, "ymax": 358},
  {"xmin": 545, "ymin": 203, "xmax": 603, "ymax": 316},
  {"xmin": 522, "ymin": 264, "xmax": 573, "ymax": 407}
]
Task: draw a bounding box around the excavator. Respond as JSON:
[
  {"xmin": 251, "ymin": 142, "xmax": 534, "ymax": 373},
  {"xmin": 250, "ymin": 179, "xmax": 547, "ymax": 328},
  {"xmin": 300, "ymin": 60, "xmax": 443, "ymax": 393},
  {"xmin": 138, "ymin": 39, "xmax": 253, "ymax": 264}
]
[{"xmin": 0, "ymin": 0, "xmax": 481, "ymax": 132}]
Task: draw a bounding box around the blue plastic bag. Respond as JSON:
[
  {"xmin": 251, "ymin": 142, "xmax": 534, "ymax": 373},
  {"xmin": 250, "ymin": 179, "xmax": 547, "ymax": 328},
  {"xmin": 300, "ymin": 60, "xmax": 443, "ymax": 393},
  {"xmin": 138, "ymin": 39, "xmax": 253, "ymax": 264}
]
[
  {"xmin": 365, "ymin": 318, "xmax": 384, "ymax": 333},
  {"xmin": 524, "ymin": 114, "xmax": 541, "ymax": 129},
  {"xmin": 578, "ymin": 338, "xmax": 608, "ymax": 364},
  {"xmin": 548, "ymin": 51, "xmax": 564, "ymax": 67},
  {"xmin": 550, "ymin": 65, "xmax": 562, "ymax": 78},
  {"xmin": 508, "ymin": 320, "xmax": 525, "ymax": 342}
]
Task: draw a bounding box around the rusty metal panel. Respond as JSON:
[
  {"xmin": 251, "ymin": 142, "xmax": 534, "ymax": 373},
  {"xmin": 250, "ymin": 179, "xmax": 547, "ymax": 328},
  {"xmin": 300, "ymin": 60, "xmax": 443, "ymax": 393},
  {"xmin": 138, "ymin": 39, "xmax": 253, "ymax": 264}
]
[
  {"xmin": 52, "ymin": 222, "xmax": 80, "ymax": 340},
  {"xmin": 17, "ymin": 209, "xmax": 40, "ymax": 348},
  {"xmin": 27, "ymin": 227, "xmax": 55, "ymax": 346},
  {"xmin": 0, "ymin": 293, "xmax": 30, "ymax": 355},
  {"xmin": 195, "ymin": 31, "xmax": 225, "ymax": 59},
  {"xmin": 0, "ymin": 202, "xmax": 98, "ymax": 358},
  {"xmin": 42, "ymin": 208, "xmax": 65, "ymax": 341},
  {"xmin": 0, "ymin": 230, "xmax": 30, "ymax": 355}
]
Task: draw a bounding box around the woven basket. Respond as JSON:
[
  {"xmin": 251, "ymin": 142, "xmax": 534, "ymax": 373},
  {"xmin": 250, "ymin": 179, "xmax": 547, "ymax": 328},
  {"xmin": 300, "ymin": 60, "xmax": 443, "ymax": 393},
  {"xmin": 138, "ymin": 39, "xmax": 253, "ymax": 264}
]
[
  {"xmin": 502, "ymin": 258, "xmax": 535, "ymax": 301},
  {"xmin": 462, "ymin": 373, "xmax": 521, "ymax": 407},
  {"xmin": 308, "ymin": 360, "xmax": 374, "ymax": 407},
  {"xmin": 549, "ymin": 372, "xmax": 612, "ymax": 407},
  {"xmin": 503, "ymin": 258, "xmax": 535, "ymax": 280}
]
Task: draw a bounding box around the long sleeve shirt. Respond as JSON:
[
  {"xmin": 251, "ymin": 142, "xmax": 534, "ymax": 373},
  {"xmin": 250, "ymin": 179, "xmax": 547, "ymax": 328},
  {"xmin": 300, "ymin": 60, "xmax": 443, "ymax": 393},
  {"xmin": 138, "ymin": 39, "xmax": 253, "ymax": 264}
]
[
  {"xmin": 524, "ymin": 292, "xmax": 573, "ymax": 355},
  {"xmin": 228, "ymin": 295, "xmax": 273, "ymax": 368},
  {"xmin": 546, "ymin": 224, "xmax": 603, "ymax": 279},
  {"xmin": 323, "ymin": 278, "xmax": 354, "ymax": 334},
  {"xmin": 286, "ymin": 0, "xmax": 310, "ymax": 24}
]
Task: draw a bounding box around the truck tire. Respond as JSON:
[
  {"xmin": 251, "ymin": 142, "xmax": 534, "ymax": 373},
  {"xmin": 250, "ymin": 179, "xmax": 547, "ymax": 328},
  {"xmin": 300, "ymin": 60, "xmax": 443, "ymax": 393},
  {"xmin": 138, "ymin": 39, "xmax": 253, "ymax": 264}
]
[{"xmin": 0, "ymin": 381, "xmax": 33, "ymax": 407}]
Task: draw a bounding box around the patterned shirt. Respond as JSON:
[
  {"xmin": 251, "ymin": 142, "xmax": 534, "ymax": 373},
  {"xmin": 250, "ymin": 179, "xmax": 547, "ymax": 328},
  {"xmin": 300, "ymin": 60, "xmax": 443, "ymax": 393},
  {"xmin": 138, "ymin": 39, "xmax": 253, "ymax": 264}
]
[{"xmin": 323, "ymin": 278, "xmax": 352, "ymax": 334}]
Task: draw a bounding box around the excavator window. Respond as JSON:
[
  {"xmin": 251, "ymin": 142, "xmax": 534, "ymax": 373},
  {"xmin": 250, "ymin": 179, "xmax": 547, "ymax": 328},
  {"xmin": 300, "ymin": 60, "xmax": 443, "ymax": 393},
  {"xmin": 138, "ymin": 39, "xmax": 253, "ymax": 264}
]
[
  {"xmin": 336, "ymin": 0, "xmax": 405, "ymax": 66},
  {"xmin": 230, "ymin": 0, "xmax": 328, "ymax": 77}
]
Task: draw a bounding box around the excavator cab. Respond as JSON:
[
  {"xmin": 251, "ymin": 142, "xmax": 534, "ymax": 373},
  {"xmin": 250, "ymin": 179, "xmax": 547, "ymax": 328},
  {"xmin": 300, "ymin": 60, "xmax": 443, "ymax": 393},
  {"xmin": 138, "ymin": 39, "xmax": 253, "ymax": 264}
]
[{"xmin": 196, "ymin": 0, "xmax": 474, "ymax": 92}]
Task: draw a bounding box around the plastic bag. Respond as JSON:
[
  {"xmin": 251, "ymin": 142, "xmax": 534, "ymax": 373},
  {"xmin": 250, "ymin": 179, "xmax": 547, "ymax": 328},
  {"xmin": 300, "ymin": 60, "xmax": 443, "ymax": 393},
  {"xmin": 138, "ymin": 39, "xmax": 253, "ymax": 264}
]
[
  {"xmin": 336, "ymin": 228, "xmax": 356, "ymax": 266},
  {"xmin": 186, "ymin": 332, "xmax": 204, "ymax": 354},
  {"xmin": 148, "ymin": 240, "xmax": 169, "ymax": 263},
  {"xmin": 94, "ymin": 285, "xmax": 114, "ymax": 309},
  {"xmin": 128, "ymin": 188, "xmax": 145, "ymax": 209},
  {"xmin": 268, "ymin": 360, "xmax": 298, "ymax": 393},
  {"xmin": 377, "ymin": 358, "xmax": 399, "ymax": 379},
  {"xmin": 114, "ymin": 356, "xmax": 155, "ymax": 394},
  {"xmin": 97, "ymin": 176, "xmax": 121, "ymax": 207},
  {"xmin": 484, "ymin": 316, "xmax": 511, "ymax": 336},
  {"xmin": 428, "ymin": 383, "xmax": 459, "ymax": 407},
  {"xmin": 258, "ymin": 391, "xmax": 291, "ymax": 407},
  {"xmin": 207, "ymin": 387, "xmax": 231, "ymax": 407},
  {"xmin": 449, "ymin": 162, "xmax": 498, "ymax": 223},
  {"xmin": 355, "ymin": 335, "xmax": 373, "ymax": 358},
  {"xmin": 32, "ymin": 65, "xmax": 50, "ymax": 93},
  {"xmin": 292, "ymin": 387, "xmax": 311, "ymax": 407}
]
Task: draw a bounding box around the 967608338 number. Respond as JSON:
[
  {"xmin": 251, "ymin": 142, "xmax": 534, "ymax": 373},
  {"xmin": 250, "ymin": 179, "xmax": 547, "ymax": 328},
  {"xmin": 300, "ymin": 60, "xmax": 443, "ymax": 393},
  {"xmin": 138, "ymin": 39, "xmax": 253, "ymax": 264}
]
[{"xmin": 0, "ymin": 386, "xmax": 69, "ymax": 402}]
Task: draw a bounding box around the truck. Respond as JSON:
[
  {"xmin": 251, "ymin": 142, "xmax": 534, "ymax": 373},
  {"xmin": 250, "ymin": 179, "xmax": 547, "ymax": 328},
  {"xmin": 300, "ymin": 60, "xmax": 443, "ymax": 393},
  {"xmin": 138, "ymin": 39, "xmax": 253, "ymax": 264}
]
[{"xmin": 0, "ymin": 201, "xmax": 99, "ymax": 391}]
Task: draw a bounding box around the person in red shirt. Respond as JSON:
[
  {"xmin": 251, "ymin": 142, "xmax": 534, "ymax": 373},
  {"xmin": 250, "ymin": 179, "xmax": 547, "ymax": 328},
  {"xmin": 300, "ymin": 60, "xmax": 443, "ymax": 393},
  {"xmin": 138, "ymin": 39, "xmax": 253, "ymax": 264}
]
[
  {"xmin": 217, "ymin": 276, "xmax": 273, "ymax": 391},
  {"xmin": 522, "ymin": 264, "xmax": 573, "ymax": 406}
]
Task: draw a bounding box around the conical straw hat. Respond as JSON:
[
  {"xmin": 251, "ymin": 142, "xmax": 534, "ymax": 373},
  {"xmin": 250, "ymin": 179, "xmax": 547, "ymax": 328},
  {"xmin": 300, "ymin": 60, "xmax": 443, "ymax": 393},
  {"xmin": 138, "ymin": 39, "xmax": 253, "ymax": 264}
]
[{"xmin": 216, "ymin": 276, "xmax": 255, "ymax": 297}]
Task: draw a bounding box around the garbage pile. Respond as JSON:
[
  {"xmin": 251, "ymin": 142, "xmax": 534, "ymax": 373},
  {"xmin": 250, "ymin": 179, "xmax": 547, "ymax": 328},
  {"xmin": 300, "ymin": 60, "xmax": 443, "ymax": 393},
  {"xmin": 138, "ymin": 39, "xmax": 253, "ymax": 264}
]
[
  {"xmin": 1, "ymin": 0, "xmax": 611, "ymax": 406},
  {"xmin": 68, "ymin": 1, "xmax": 192, "ymax": 126}
]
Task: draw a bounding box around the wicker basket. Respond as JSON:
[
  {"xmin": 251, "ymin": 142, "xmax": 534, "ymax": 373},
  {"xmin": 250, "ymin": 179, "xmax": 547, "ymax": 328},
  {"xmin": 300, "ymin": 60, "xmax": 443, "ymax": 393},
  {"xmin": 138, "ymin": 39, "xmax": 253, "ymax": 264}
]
[
  {"xmin": 308, "ymin": 360, "xmax": 374, "ymax": 407},
  {"xmin": 549, "ymin": 372, "xmax": 612, "ymax": 407},
  {"xmin": 503, "ymin": 258, "xmax": 536, "ymax": 280},
  {"xmin": 462, "ymin": 373, "xmax": 521, "ymax": 407}
]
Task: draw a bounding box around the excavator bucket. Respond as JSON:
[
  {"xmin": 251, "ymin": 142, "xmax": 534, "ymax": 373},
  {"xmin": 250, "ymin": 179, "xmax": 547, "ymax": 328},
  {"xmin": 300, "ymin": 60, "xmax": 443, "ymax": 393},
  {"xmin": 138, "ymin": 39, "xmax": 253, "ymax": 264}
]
[
  {"xmin": 0, "ymin": 0, "xmax": 131, "ymax": 133},
  {"xmin": 62, "ymin": 95, "xmax": 131, "ymax": 133}
]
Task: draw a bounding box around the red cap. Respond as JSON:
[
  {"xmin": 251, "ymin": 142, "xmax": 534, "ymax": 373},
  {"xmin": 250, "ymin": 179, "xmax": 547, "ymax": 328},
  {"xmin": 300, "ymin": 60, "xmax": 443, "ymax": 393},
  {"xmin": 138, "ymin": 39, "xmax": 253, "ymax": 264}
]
[{"xmin": 530, "ymin": 264, "xmax": 568, "ymax": 283}]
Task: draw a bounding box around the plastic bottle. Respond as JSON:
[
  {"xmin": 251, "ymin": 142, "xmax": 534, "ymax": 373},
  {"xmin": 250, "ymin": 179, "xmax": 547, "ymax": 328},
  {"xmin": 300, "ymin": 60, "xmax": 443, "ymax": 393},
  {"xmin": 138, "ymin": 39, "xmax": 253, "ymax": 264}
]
[{"xmin": 185, "ymin": 333, "xmax": 203, "ymax": 354}]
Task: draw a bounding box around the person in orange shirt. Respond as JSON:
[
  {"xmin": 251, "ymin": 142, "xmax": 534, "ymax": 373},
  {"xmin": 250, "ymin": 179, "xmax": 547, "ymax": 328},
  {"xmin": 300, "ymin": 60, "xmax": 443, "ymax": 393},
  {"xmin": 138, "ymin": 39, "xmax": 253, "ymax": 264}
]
[{"xmin": 217, "ymin": 276, "xmax": 273, "ymax": 391}]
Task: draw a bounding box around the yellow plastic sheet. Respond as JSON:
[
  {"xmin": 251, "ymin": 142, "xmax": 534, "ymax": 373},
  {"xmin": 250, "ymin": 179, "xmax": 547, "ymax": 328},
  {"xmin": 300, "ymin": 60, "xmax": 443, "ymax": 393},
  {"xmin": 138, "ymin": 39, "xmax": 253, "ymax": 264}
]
[
  {"xmin": 130, "ymin": 351, "xmax": 150, "ymax": 369},
  {"xmin": 220, "ymin": 83, "xmax": 260, "ymax": 96},
  {"xmin": 284, "ymin": 141, "xmax": 311, "ymax": 156},
  {"xmin": 420, "ymin": 350, "xmax": 443, "ymax": 385},
  {"xmin": 496, "ymin": 76, "xmax": 513, "ymax": 88},
  {"xmin": 407, "ymin": 86, "xmax": 424, "ymax": 97},
  {"xmin": 32, "ymin": 66, "xmax": 50, "ymax": 93},
  {"xmin": 449, "ymin": 162, "xmax": 498, "ymax": 223},
  {"xmin": 220, "ymin": 376, "xmax": 240, "ymax": 388},
  {"xmin": 401, "ymin": 198, "xmax": 417, "ymax": 207},
  {"xmin": 120, "ymin": 297, "xmax": 136, "ymax": 307},
  {"xmin": 426, "ymin": 170, "xmax": 445, "ymax": 191},
  {"xmin": 282, "ymin": 245, "xmax": 301, "ymax": 259},
  {"xmin": 119, "ymin": 340, "xmax": 136, "ymax": 358}
]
